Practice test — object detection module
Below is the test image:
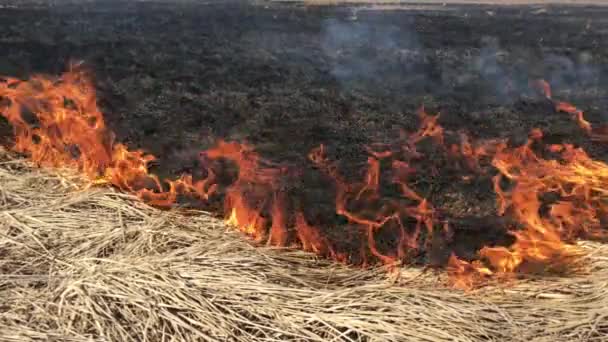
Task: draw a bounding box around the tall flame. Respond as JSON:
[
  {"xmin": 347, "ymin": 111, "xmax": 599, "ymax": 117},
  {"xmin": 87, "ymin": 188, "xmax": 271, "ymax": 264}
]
[
  {"xmin": 448, "ymin": 129, "xmax": 608, "ymax": 287},
  {"xmin": 0, "ymin": 66, "xmax": 218, "ymax": 207}
]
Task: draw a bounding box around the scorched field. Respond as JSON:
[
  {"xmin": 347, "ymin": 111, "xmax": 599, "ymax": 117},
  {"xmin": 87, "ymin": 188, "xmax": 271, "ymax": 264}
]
[{"xmin": 0, "ymin": 1, "xmax": 607, "ymax": 341}]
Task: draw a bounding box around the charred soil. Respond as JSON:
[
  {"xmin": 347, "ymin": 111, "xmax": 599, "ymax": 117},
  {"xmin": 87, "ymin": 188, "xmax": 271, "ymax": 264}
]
[{"xmin": 1, "ymin": 1, "xmax": 607, "ymax": 267}]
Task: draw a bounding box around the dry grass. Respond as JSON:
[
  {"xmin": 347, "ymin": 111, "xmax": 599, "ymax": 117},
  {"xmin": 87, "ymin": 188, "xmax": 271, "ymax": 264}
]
[{"xmin": 0, "ymin": 147, "xmax": 607, "ymax": 341}]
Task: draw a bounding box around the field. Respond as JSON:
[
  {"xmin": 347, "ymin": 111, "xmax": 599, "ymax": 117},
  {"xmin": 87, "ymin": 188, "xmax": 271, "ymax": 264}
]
[{"xmin": 1, "ymin": 1, "xmax": 608, "ymax": 341}]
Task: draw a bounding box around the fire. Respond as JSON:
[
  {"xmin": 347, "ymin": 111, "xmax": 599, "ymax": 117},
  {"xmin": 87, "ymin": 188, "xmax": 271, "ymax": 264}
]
[
  {"xmin": 0, "ymin": 65, "xmax": 218, "ymax": 207},
  {"xmin": 1, "ymin": 66, "xmax": 606, "ymax": 290},
  {"xmin": 449, "ymin": 129, "xmax": 607, "ymax": 287},
  {"xmin": 532, "ymin": 79, "xmax": 608, "ymax": 142},
  {"xmin": 226, "ymin": 207, "xmax": 261, "ymax": 237},
  {"xmin": 0, "ymin": 67, "xmax": 113, "ymax": 177},
  {"xmin": 447, "ymin": 254, "xmax": 493, "ymax": 289}
]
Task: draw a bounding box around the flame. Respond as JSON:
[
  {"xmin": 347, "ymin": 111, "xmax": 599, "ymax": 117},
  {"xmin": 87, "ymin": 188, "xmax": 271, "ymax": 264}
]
[
  {"xmin": 226, "ymin": 206, "xmax": 262, "ymax": 237},
  {"xmin": 0, "ymin": 68, "xmax": 114, "ymax": 177},
  {"xmin": 449, "ymin": 129, "xmax": 608, "ymax": 288},
  {"xmin": 0, "ymin": 66, "xmax": 217, "ymax": 207},
  {"xmin": 447, "ymin": 254, "xmax": 493, "ymax": 290},
  {"xmin": 1, "ymin": 67, "xmax": 607, "ymax": 291},
  {"xmin": 307, "ymin": 109, "xmax": 451, "ymax": 265},
  {"xmin": 533, "ymin": 79, "xmax": 607, "ymax": 142}
]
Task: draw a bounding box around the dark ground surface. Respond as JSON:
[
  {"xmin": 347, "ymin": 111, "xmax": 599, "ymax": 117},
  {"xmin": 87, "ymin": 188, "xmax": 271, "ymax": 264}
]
[{"xmin": 1, "ymin": 0, "xmax": 607, "ymax": 262}]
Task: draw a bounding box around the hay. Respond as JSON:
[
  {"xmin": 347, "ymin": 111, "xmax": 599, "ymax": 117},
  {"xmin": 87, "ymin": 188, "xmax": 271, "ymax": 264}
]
[{"xmin": 0, "ymin": 148, "xmax": 606, "ymax": 342}]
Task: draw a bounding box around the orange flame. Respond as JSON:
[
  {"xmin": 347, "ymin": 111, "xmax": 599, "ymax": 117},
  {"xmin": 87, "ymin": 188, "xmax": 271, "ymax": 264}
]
[
  {"xmin": 0, "ymin": 66, "xmax": 217, "ymax": 207},
  {"xmin": 533, "ymin": 79, "xmax": 607, "ymax": 142},
  {"xmin": 1, "ymin": 67, "xmax": 607, "ymax": 291},
  {"xmin": 0, "ymin": 68, "xmax": 114, "ymax": 177},
  {"xmin": 449, "ymin": 129, "xmax": 608, "ymax": 288}
]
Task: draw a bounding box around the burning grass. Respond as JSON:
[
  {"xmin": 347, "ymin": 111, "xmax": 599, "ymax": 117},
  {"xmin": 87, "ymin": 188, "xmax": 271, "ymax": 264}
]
[
  {"xmin": 2, "ymin": 3, "xmax": 608, "ymax": 339},
  {"xmin": 1, "ymin": 149, "xmax": 607, "ymax": 341},
  {"xmin": 1, "ymin": 66, "xmax": 608, "ymax": 290}
]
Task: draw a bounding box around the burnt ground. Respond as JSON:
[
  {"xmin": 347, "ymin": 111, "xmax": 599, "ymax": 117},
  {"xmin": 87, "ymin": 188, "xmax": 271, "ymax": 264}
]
[{"xmin": 1, "ymin": 0, "xmax": 607, "ymax": 264}]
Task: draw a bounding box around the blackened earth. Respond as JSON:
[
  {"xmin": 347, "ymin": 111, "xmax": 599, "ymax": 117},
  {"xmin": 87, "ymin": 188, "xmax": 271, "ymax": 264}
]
[{"xmin": 1, "ymin": 0, "xmax": 607, "ymax": 264}]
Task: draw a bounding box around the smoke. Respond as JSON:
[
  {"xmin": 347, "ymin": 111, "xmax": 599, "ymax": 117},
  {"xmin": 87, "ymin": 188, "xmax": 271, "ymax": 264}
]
[
  {"xmin": 546, "ymin": 52, "xmax": 605, "ymax": 123},
  {"xmin": 544, "ymin": 52, "xmax": 601, "ymax": 90},
  {"xmin": 468, "ymin": 36, "xmax": 517, "ymax": 103},
  {"xmin": 475, "ymin": 37, "xmax": 506, "ymax": 81},
  {"xmin": 320, "ymin": 17, "xmax": 419, "ymax": 91},
  {"xmin": 541, "ymin": 51, "xmax": 605, "ymax": 121},
  {"xmin": 467, "ymin": 36, "xmax": 603, "ymax": 108}
]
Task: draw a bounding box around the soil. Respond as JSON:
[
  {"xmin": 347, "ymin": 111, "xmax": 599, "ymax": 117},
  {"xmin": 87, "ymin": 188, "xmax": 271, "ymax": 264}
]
[{"xmin": 1, "ymin": 0, "xmax": 607, "ymax": 264}]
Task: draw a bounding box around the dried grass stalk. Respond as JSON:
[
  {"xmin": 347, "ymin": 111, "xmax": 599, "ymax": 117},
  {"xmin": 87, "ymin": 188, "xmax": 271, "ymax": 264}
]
[{"xmin": 0, "ymin": 149, "xmax": 606, "ymax": 341}]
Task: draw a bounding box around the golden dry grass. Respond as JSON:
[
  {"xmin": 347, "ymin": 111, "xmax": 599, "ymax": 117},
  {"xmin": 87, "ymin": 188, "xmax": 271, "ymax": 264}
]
[{"xmin": 0, "ymin": 147, "xmax": 607, "ymax": 341}]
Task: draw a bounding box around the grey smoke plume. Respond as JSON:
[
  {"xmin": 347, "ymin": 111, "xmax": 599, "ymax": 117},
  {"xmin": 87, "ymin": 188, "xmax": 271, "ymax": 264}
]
[
  {"xmin": 320, "ymin": 17, "xmax": 419, "ymax": 90},
  {"xmin": 543, "ymin": 51, "xmax": 605, "ymax": 122},
  {"xmin": 471, "ymin": 36, "xmax": 514, "ymax": 102},
  {"xmin": 544, "ymin": 52, "xmax": 601, "ymax": 90},
  {"xmin": 468, "ymin": 37, "xmax": 603, "ymax": 104},
  {"xmin": 476, "ymin": 37, "xmax": 506, "ymax": 80},
  {"xmin": 477, "ymin": 38, "xmax": 508, "ymax": 80}
]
